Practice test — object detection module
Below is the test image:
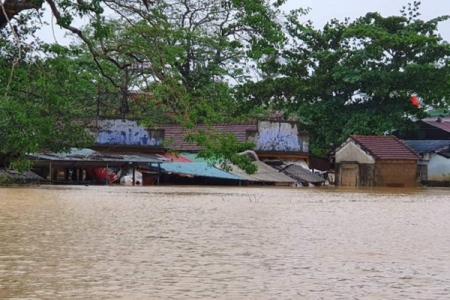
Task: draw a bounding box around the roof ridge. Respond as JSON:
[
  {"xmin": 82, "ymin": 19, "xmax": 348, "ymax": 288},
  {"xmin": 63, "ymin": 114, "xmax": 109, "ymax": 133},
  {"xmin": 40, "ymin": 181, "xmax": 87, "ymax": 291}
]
[{"xmin": 350, "ymin": 135, "xmax": 420, "ymax": 160}]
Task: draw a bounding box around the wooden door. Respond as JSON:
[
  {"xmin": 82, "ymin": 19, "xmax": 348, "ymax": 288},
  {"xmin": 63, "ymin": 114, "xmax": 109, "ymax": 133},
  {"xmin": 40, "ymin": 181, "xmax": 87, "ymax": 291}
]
[{"xmin": 341, "ymin": 165, "xmax": 358, "ymax": 186}]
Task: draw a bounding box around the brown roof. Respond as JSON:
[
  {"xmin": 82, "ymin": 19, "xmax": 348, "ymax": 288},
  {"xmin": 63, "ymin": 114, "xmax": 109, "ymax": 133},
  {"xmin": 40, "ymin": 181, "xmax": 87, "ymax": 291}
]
[
  {"xmin": 350, "ymin": 135, "xmax": 419, "ymax": 160},
  {"xmin": 423, "ymin": 120, "xmax": 450, "ymax": 133},
  {"xmin": 152, "ymin": 123, "xmax": 258, "ymax": 151}
]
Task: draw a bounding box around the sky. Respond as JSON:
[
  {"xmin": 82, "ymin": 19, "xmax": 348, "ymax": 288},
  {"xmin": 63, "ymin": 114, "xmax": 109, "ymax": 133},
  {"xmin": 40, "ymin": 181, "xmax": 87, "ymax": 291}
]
[
  {"xmin": 282, "ymin": 0, "xmax": 450, "ymax": 40},
  {"xmin": 37, "ymin": 0, "xmax": 450, "ymax": 44}
]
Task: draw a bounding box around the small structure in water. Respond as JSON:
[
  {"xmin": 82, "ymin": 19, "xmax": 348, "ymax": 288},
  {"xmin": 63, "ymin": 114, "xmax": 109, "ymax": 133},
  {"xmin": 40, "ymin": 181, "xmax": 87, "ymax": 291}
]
[{"xmin": 335, "ymin": 135, "xmax": 419, "ymax": 187}]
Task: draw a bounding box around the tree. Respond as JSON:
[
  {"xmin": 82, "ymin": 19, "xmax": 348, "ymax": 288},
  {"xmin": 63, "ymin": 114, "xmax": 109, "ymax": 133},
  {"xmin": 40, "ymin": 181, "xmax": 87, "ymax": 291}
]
[
  {"xmin": 73, "ymin": 0, "xmax": 286, "ymax": 123},
  {"xmin": 242, "ymin": 3, "xmax": 450, "ymax": 155},
  {"xmin": 0, "ymin": 44, "xmax": 98, "ymax": 169},
  {"xmin": 0, "ymin": 0, "xmax": 286, "ymax": 173}
]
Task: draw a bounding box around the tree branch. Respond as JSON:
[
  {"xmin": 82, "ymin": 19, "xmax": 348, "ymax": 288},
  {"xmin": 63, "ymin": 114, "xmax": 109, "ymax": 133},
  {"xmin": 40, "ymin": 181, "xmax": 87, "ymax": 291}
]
[{"xmin": 0, "ymin": 0, "xmax": 42, "ymax": 29}]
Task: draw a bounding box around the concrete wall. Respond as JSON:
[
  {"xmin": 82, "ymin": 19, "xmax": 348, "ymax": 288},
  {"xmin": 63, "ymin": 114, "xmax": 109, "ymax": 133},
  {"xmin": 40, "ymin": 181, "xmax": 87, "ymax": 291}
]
[
  {"xmin": 254, "ymin": 121, "xmax": 309, "ymax": 152},
  {"xmin": 94, "ymin": 119, "xmax": 164, "ymax": 146},
  {"xmin": 375, "ymin": 160, "xmax": 417, "ymax": 187},
  {"xmin": 335, "ymin": 141, "xmax": 375, "ymax": 164},
  {"xmin": 427, "ymin": 153, "xmax": 450, "ymax": 181}
]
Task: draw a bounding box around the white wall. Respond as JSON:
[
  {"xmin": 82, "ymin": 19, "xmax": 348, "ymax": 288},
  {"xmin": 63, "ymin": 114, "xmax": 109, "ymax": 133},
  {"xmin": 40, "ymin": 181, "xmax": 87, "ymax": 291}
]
[
  {"xmin": 336, "ymin": 141, "xmax": 375, "ymax": 164},
  {"xmin": 94, "ymin": 119, "xmax": 163, "ymax": 146},
  {"xmin": 255, "ymin": 121, "xmax": 305, "ymax": 152},
  {"xmin": 427, "ymin": 153, "xmax": 450, "ymax": 181}
]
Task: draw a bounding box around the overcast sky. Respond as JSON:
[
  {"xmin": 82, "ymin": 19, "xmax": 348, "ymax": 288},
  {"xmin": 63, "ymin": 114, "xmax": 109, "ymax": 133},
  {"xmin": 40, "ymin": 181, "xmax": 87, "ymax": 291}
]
[
  {"xmin": 283, "ymin": 0, "xmax": 450, "ymax": 40},
  {"xmin": 38, "ymin": 0, "xmax": 450, "ymax": 44}
]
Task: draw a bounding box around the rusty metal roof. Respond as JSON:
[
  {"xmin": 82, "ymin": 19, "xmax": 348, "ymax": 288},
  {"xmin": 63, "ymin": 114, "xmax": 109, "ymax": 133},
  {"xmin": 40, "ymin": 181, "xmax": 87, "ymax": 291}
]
[
  {"xmin": 350, "ymin": 135, "xmax": 420, "ymax": 160},
  {"xmin": 27, "ymin": 148, "xmax": 162, "ymax": 167},
  {"xmin": 422, "ymin": 120, "xmax": 450, "ymax": 133}
]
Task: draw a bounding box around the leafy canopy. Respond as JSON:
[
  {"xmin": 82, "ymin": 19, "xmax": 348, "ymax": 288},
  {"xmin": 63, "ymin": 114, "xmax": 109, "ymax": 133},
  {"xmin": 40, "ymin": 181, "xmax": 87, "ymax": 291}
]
[{"xmin": 242, "ymin": 2, "xmax": 450, "ymax": 155}]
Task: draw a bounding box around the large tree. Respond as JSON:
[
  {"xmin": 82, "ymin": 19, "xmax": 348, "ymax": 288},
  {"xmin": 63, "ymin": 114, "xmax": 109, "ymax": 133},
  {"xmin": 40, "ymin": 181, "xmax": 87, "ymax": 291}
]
[
  {"xmin": 0, "ymin": 44, "xmax": 98, "ymax": 169},
  {"xmin": 241, "ymin": 3, "xmax": 450, "ymax": 155},
  {"xmin": 0, "ymin": 0, "xmax": 286, "ymax": 173}
]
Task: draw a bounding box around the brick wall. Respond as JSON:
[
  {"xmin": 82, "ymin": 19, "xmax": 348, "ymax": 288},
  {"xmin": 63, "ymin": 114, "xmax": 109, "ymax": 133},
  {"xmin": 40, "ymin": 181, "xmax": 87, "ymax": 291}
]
[{"xmin": 375, "ymin": 160, "xmax": 417, "ymax": 187}]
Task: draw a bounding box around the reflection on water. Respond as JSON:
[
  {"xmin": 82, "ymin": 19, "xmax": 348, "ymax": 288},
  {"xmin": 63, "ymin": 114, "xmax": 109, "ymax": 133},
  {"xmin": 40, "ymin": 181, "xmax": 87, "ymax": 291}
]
[{"xmin": 1, "ymin": 186, "xmax": 450, "ymax": 299}]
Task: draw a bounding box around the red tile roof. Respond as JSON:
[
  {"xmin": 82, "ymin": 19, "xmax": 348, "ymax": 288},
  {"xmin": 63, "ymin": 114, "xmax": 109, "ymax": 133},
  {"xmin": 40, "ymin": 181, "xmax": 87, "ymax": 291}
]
[
  {"xmin": 423, "ymin": 120, "xmax": 450, "ymax": 133},
  {"xmin": 351, "ymin": 135, "xmax": 419, "ymax": 160},
  {"xmin": 152, "ymin": 123, "xmax": 258, "ymax": 151}
]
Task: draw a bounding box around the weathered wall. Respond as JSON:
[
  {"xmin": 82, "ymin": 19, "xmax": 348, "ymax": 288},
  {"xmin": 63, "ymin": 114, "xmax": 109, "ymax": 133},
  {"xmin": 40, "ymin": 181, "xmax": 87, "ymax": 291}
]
[
  {"xmin": 359, "ymin": 164, "xmax": 376, "ymax": 187},
  {"xmin": 375, "ymin": 160, "xmax": 417, "ymax": 187},
  {"xmin": 253, "ymin": 121, "xmax": 309, "ymax": 152},
  {"xmin": 335, "ymin": 163, "xmax": 375, "ymax": 186},
  {"xmin": 335, "ymin": 141, "xmax": 375, "ymax": 164},
  {"xmin": 94, "ymin": 119, "xmax": 164, "ymax": 146}
]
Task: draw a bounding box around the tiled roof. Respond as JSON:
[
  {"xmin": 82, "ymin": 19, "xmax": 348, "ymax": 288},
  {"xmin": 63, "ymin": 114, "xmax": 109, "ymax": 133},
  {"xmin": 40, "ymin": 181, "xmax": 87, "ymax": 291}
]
[
  {"xmin": 152, "ymin": 123, "xmax": 257, "ymax": 151},
  {"xmin": 404, "ymin": 140, "xmax": 450, "ymax": 154},
  {"xmin": 351, "ymin": 135, "xmax": 420, "ymax": 160},
  {"xmin": 422, "ymin": 120, "xmax": 450, "ymax": 133}
]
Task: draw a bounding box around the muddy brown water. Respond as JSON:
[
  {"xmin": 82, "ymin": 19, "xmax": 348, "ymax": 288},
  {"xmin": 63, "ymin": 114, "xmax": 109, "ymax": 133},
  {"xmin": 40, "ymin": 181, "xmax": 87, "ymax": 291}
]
[{"xmin": 1, "ymin": 185, "xmax": 450, "ymax": 299}]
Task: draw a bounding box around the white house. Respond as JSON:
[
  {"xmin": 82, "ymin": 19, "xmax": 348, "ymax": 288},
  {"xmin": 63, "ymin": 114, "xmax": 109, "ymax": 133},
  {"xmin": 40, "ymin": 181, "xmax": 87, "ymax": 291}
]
[{"xmin": 404, "ymin": 140, "xmax": 450, "ymax": 182}]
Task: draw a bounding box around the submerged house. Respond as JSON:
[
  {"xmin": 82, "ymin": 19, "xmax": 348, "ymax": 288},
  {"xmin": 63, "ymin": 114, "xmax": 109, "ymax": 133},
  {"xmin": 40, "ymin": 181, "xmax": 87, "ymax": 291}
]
[
  {"xmin": 66, "ymin": 118, "xmax": 321, "ymax": 186},
  {"xmin": 27, "ymin": 148, "xmax": 164, "ymax": 185},
  {"xmin": 157, "ymin": 120, "xmax": 321, "ymax": 185},
  {"xmin": 157, "ymin": 120, "xmax": 310, "ymax": 163},
  {"xmin": 404, "ymin": 140, "xmax": 450, "ymax": 184},
  {"xmin": 335, "ymin": 135, "xmax": 419, "ymax": 187}
]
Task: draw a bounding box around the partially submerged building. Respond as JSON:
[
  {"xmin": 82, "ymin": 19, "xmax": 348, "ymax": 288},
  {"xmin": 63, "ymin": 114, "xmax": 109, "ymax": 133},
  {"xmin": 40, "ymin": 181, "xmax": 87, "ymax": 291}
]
[
  {"xmin": 404, "ymin": 140, "xmax": 450, "ymax": 184},
  {"xmin": 335, "ymin": 135, "xmax": 419, "ymax": 187},
  {"xmin": 27, "ymin": 148, "xmax": 162, "ymax": 185},
  {"xmin": 24, "ymin": 118, "xmax": 324, "ymax": 187}
]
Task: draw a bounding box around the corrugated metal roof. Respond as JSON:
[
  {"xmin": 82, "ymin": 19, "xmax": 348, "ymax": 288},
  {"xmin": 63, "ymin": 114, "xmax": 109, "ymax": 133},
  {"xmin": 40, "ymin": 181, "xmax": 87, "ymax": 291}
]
[
  {"xmin": 159, "ymin": 162, "xmax": 243, "ymax": 180},
  {"xmin": 350, "ymin": 135, "xmax": 419, "ymax": 160},
  {"xmin": 281, "ymin": 165, "xmax": 325, "ymax": 184},
  {"xmin": 223, "ymin": 161, "xmax": 296, "ymax": 183},
  {"xmin": 404, "ymin": 140, "xmax": 450, "ymax": 154},
  {"xmin": 0, "ymin": 169, "xmax": 42, "ymax": 181},
  {"xmin": 28, "ymin": 148, "xmax": 162, "ymax": 164}
]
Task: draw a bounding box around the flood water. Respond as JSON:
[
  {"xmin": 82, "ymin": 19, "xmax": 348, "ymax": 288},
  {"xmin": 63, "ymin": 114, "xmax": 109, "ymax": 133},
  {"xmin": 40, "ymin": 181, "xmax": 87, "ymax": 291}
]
[{"xmin": 1, "ymin": 186, "xmax": 450, "ymax": 299}]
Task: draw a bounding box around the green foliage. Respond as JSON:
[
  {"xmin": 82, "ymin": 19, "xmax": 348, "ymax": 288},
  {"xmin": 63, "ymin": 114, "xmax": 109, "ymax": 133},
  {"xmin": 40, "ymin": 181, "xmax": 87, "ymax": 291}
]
[
  {"xmin": 0, "ymin": 45, "xmax": 96, "ymax": 169},
  {"xmin": 185, "ymin": 130, "xmax": 257, "ymax": 174},
  {"xmin": 243, "ymin": 2, "xmax": 450, "ymax": 155},
  {"xmin": 0, "ymin": 0, "xmax": 285, "ymax": 173},
  {"xmin": 0, "ymin": 175, "xmax": 13, "ymax": 185}
]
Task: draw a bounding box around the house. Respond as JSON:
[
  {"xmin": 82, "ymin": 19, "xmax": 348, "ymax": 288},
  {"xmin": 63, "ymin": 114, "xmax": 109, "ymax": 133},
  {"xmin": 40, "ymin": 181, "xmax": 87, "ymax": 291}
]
[
  {"xmin": 394, "ymin": 118, "xmax": 450, "ymax": 140},
  {"xmin": 86, "ymin": 118, "xmax": 322, "ymax": 186},
  {"xmin": 335, "ymin": 135, "xmax": 420, "ymax": 187},
  {"xmin": 157, "ymin": 120, "xmax": 310, "ymax": 163},
  {"xmin": 404, "ymin": 140, "xmax": 450, "ymax": 184},
  {"xmin": 89, "ymin": 118, "xmax": 165, "ymax": 153}
]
